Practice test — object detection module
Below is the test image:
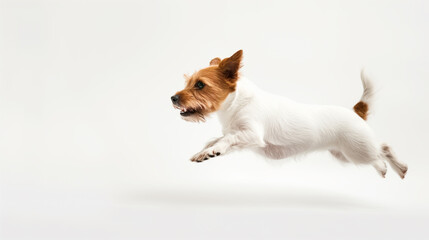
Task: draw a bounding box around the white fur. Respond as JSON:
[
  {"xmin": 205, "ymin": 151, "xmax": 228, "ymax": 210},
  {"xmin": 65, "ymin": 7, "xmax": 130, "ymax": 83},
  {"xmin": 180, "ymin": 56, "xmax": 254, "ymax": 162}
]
[{"xmin": 190, "ymin": 72, "xmax": 408, "ymax": 178}]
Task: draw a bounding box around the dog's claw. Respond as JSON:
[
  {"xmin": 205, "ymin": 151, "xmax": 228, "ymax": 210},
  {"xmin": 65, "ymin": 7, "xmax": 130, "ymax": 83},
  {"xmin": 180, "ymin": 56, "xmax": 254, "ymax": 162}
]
[{"xmin": 216, "ymin": 152, "xmax": 220, "ymax": 156}]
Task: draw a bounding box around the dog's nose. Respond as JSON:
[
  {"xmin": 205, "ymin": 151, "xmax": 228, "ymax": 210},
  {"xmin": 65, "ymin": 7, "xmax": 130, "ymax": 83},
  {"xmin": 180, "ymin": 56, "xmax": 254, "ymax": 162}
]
[{"xmin": 171, "ymin": 95, "xmax": 180, "ymax": 104}]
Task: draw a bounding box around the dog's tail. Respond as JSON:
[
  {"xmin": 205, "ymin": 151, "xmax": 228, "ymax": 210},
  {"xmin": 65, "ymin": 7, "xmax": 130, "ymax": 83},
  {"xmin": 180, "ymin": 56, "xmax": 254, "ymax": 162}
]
[{"xmin": 353, "ymin": 69, "xmax": 375, "ymax": 121}]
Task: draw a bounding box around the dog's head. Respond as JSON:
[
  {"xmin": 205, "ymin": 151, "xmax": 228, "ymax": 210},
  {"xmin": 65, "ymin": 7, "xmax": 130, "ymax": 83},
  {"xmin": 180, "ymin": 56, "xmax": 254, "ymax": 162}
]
[{"xmin": 171, "ymin": 50, "xmax": 243, "ymax": 122}]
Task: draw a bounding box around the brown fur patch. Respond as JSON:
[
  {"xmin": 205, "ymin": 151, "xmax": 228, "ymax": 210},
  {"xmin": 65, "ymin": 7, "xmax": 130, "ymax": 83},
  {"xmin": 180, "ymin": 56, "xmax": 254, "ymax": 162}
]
[
  {"xmin": 173, "ymin": 50, "xmax": 243, "ymax": 122},
  {"xmin": 353, "ymin": 101, "xmax": 368, "ymax": 120}
]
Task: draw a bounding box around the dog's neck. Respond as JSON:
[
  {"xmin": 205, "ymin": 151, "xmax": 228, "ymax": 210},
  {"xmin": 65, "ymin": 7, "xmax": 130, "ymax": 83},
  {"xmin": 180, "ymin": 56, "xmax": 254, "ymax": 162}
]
[{"xmin": 216, "ymin": 77, "xmax": 256, "ymax": 129}]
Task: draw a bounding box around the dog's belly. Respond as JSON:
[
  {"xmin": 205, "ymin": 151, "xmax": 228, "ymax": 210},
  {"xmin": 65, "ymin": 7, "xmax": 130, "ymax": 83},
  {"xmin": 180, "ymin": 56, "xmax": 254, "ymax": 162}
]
[{"xmin": 255, "ymin": 143, "xmax": 306, "ymax": 160}]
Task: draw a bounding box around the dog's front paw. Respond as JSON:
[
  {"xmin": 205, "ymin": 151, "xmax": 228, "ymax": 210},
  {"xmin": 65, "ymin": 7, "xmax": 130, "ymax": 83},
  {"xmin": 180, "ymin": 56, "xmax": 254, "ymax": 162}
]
[
  {"xmin": 190, "ymin": 147, "xmax": 223, "ymax": 163},
  {"xmin": 190, "ymin": 152, "xmax": 209, "ymax": 163}
]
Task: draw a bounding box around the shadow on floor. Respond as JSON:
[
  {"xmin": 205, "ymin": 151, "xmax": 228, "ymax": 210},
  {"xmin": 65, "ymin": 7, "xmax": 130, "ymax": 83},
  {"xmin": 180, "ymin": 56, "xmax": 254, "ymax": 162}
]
[{"xmin": 122, "ymin": 185, "xmax": 380, "ymax": 210}]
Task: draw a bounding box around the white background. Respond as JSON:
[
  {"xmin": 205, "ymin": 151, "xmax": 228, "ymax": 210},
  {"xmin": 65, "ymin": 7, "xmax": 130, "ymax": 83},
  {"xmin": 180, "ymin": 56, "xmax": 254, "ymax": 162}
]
[{"xmin": 1, "ymin": 0, "xmax": 429, "ymax": 239}]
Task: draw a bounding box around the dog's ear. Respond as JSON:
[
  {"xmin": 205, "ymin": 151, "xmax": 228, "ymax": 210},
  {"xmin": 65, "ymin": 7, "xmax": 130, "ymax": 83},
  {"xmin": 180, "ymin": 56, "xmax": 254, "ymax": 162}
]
[
  {"xmin": 218, "ymin": 50, "xmax": 243, "ymax": 81},
  {"xmin": 209, "ymin": 57, "xmax": 221, "ymax": 66}
]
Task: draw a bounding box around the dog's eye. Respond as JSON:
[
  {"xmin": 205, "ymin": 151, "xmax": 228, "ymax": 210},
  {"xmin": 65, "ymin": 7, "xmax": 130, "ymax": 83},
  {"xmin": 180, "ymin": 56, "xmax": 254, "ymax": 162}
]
[{"xmin": 195, "ymin": 81, "xmax": 205, "ymax": 90}]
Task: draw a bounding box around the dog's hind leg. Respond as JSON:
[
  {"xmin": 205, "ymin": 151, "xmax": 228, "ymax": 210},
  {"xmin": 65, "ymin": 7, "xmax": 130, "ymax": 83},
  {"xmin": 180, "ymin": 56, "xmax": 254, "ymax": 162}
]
[
  {"xmin": 372, "ymin": 159, "xmax": 387, "ymax": 178},
  {"xmin": 381, "ymin": 144, "xmax": 408, "ymax": 179},
  {"xmin": 340, "ymin": 139, "xmax": 387, "ymax": 178}
]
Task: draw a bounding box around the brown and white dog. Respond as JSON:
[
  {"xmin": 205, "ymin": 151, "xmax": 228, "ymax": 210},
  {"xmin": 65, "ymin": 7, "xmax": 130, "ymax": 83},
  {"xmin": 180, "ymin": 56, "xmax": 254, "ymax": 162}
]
[{"xmin": 171, "ymin": 50, "xmax": 408, "ymax": 178}]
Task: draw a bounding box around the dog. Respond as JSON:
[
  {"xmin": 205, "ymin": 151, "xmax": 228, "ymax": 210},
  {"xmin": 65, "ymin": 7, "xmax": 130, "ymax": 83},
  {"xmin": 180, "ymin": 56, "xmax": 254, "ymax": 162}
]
[{"xmin": 171, "ymin": 50, "xmax": 408, "ymax": 178}]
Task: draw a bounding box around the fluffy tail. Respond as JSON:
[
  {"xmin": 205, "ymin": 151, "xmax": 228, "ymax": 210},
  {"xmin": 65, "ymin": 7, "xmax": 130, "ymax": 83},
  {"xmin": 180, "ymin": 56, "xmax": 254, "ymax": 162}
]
[{"xmin": 353, "ymin": 69, "xmax": 375, "ymax": 120}]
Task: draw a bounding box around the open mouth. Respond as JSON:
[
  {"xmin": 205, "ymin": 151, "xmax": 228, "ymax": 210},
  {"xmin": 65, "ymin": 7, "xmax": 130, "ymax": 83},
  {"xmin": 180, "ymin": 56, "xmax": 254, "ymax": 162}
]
[{"xmin": 174, "ymin": 105, "xmax": 198, "ymax": 117}]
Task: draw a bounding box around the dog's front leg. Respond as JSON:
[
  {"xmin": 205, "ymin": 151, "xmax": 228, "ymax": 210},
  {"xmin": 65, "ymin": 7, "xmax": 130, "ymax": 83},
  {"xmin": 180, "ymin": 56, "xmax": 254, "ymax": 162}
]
[
  {"xmin": 203, "ymin": 137, "xmax": 222, "ymax": 149},
  {"xmin": 190, "ymin": 130, "xmax": 264, "ymax": 162}
]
